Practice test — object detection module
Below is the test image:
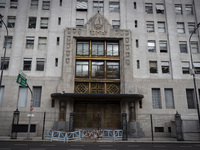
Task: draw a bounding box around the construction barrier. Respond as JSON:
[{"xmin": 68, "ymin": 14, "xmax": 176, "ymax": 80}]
[
  {"xmin": 51, "ymin": 131, "xmax": 67, "ymax": 143},
  {"xmin": 66, "ymin": 130, "xmax": 81, "ymax": 142}
]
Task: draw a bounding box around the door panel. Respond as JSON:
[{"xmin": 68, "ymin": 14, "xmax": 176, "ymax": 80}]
[{"xmin": 74, "ymin": 102, "xmax": 120, "ymax": 128}]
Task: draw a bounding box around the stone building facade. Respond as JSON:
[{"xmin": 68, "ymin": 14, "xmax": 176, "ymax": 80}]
[{"xmin": 0, "ymin": 0, "xmax": 200, "ymax": 138}]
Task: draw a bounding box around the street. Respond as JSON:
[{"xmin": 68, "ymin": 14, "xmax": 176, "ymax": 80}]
[{"xmin": 0, "ymin": 142, "xmax": 200, "ymax": 150}]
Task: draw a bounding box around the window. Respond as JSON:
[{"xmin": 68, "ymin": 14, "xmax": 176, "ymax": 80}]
[
  {"xmin": 186, "ymin": 89, "xmax": 195, "ymax": 109},
  {"xmin": 36, "ymin": 58, "xmax": 45, "ymax": 71},
  {"xmin": 145, "ymin": 3, "xmax": 153, "ymax": 14},
  {"xmin": 38, "ymin": 37, "xmax": 47, "ymax": 50},
  {"xmin": 148, "ymin": 40, "xmax": 156, "ymax": 52},
  {"xmin": 10, "ymin": 0, "xmax": 18, "ymax": 9},
  {"xmin": 191, "ymin": 41, "xmax": 199, "ymax": 53},
  {"xmin": 77, "ymin": 41, "xmax": 89, "ymax": 56},
  {"xmin": 77, "ymin": 0, "xmax": 87, "ymax": 11},
  {"xmin": 93, "ymin": 1, "xmax": 103, "ymax": 12},
  {"xmin": 109, "ymin": 2, "xmax": 120, "ymax": 12},
  {"xmin": 42, "ymin": 0, "xmax": 50, "ymax": 10},
  {"xmin": 0, "ymin": 0, "xmax": 6, "ymax": 8},
  {"xmin": 92, "ymin": 61, "xmax": 104, "ymax": 78},
  {"xmin": 136, "ymin": 39, "xmax": 139, "ymax": 48},
  {"xmin": 1, "ymin": 57, "xmax": 9, "ymax": 70},
  {"xmin": 182, "ymin": 61, "xmax": 190, "ymax": 74},
  {"xmin": 7, "ymin": 16, "xmax": 16, "ymax": 28},
  {"xmin": 179, "ymin": 41, "xmax": 187, "ymax": 53},
  {"xmin": 186, "ymin": 4, "xmax": 193, "ymax": 15},
  {"xmin": 33, "ymin": 86, "xmax": 42, "ymax": 107},
  {"xmin": 175, "ymin": 4, "xmax": 182, "ymax": 15},
  {"xmin": 155, "ymin": 127, "xmax": 164, "ymax": 132},
  {"xmin": 149, "ymin": 61, "xmax": 157, "ymax": 73},
  {"xmin": 188, "ymin": 22, "xmax": 195, "ymax": 34},
  {"xmin": 0, "ymin": 86, "xmax": 4, "ymax": 107},
  {"xmin": 137, "ymin": 60, "xmax": 140, "ymax": 69},
  {"xmin": 23, "ymin": 58, "xmax": 32, "ymax": 71},
  {"xmin": 159, "ymin": 41, "xmax": 167, "ymax": 53},
  {"xmin": 156, "ymin": 3, "xmax": 164, "ymax": 14},
  {"xmin": 55, "ymin": 58, "xmax": 58, "ymax": 67},
  {"xmin": 18, "ymin": 87, "xmax": 28, "ymax": 107},
  {"xmin": 112, "ymin": 20, "xmax": 120, "ymax": 29},
  {"xmin": 92, "ymin": 41, "xmax": 104, "ymax": 56},
  {"xmin": 30, "ymin": 0, "xmax": 38, "ymax": 9},
  {"xmin": 146, "ymin": 21, "xmax": 154, "ymax": 32},
  {"xmin": 161, "ymin": 61, "xmax": 170, "ymax": 73},
  {"xmin": 152, "ymin": 88, "xmax": 162, "ymax": 109},
  {"xmin": 106, "ymin": 62, "xmax": 120, "ymax": 78},
  {"xmin": 76, "ymin": 19, "xmax": 84, "ymax": 28},
  {"xmin": 60, "ymin": 0, "xmax": 62, "ymax": 6},
  {"xmin": 158, "ymin": 22, "xmax": 165, "ymax": 32},
  {"xmin": 57, "ymin": 37, "xmax": 60, "ymax": 45},
  {"xmin": 165, "ymin": 89, "xmax": 175, "ymax": 109},
  {"xmin": 26, "ymin": 36, "xmax": 34, "ymax": 49},
  {"xmin": 194, "ymin": 62, "xmax": 200, "ymax": 74},
  {"xmin": 107, "ymin": 42, "xmax": 119, "ymax": 56},
  {"xmin": 40, "ymin": 17, "xmax": 48, "ymax": 29},
  {"xmin": 177, "ymin": 22, "xmax": 185, "ymax": 34},
  {"xmin": 28, "ymin": 17, "xmax": 37, "ymax": 29},
  {"xmin": 135, "ymin": 20, "xmax": 137, "ymax": 28},
  {"xmin": 134, "ymin": 2, "xmax": 136, "ymax": 9},
  {"xmin": 58, "ymin": 17, "xmax": 61, "ymax": 25},
  {"xmin": 4, "ymin": 36, "xmax": 13, "ymax": 49},
  {"xmin": 76, "ymin": 61, "xmax": 89, "ymax": 77}
]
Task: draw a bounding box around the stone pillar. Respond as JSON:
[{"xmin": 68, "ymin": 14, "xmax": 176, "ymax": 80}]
[
  {"xmin": 175, "ymin": 112, "xmax": 184, "ymax": 141},
  {"xmin": 122, "ymin": 112, "xmax": 127, "ymax": 141},
  {"xmin": 129, "ymin": 102, "xmax": 136, "ymax": 122},
  {"xmin": 69, "ymin": 112, "xmax": 74, "ymax": 132}
]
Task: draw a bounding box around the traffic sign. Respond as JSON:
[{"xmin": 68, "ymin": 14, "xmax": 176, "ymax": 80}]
[
  {"xmin": 16, "ymin": 73, "xmax": 27, "ymax": 87},
  {"xmin": 27, "ymin": 114, "xmax": 34, "ymax": 117}
]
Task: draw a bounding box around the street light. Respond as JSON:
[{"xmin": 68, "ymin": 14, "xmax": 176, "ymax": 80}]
[
  {"xmin": 0, "ymin": 14, "xmax": 9, "ymax": 88},
  {"xmin": 189, "ymin": 22, "xmax": 200, "ymax": 127}
]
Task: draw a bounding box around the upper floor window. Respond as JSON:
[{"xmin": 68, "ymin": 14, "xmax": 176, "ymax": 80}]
[
  {"xmin": 7, "ymin": 16, "xmax": 16, "ymax": 28},
  {"xmin": 191, "ymin": 41, "xmax": 199, "ymax": 53},
  {"xmin": 188, "ymin": 22, "xmax": 195, "ymax": 34},
  {"xmin": 28, "ymin": 17, "xmax": 37, "ymax": 29},
  {"xmin": 42, "ymin": 0, "xmax": 50, "ymax": 10},
  {"xmin": 159, "ymin": 41, "xmax": 167, "ymax": 53},
  {"xmin": 92, "ymin": 41, "xmax": 104, "ymax": 56},
  {"xmin": 26, "ymin": 36, "xmax": 34, "ymax": 49},
  {"xmin": 0, "ymin": 0, "xmax": 6, "ymax": 8},
  {"xmin": 182, "ymin": 61, "xmax": 190, "ymax": 74},
  {"xmin": 194, "ymin": 62, "xmax": 200, "ymax": 74},
  {"xmin": 77, "ymin": 41, "xmax": 89, "ymax": 56},
  {"xmin": 0, "ymin": 86, "xmax": 4, "ymax": 107},
  {"xmin": 4, "ymin": 36, "xmax": 13, "ymax": 49},
  {"xmin": 77, "ymin": 0, "xmax": 87, "ymax": 11},
  {"xmin": 10, "ymin": 0, "xmax": 18, "ymax": 9},
  {"xmin": 93, "ymin": 1, "xmax": 103, "ymax": 12},
  {"xmin": 38, "ymin": 37, "xmax": 47, "ymax": 50},
  {"xmin": 76, "ymin": 19, "xmax": 84, "ymax": 28},
  {"xmin": 145, "ymin": 3, "xmax": 153, "ymax": 14},
  {"xmin": 36, "ymin": 58, "xmax": 45, "ymax": 71},
  {"xmin": 112, "ymin": 20, "xmax": 120, "ymax": 29},
  {"xmin": 175, "ymin": 4, "xmax": 182, "ymax": 15},
  {"xmin": 23, "ymin": 58, "xmax": 32, "ymax": 71},
  {"xmin": 146, "ymin": 21, "xmax": 154, "ymax": 32},
  {"xmin": 179, "ymin": 41, "xmax": 187, "ymax": 53},
  {"xmin": 158, "ymin": 22, "xmax": 165, "ymax": 32},
  {"xmin": 0, "ymin": 57, "xmax": 9, "ymax": 70},
  {"xmin": 186, "ymin": 4, "xmax": 193, "ymax": 15},
  {"xmin": 109, "ymin": 2, "xmax": 120, "ymax": 13},
  {"xmin": 92, "ymin": 61, "xmax": 104, "ymax": 78},
  {"xmin": 33, "ymin": 86, "xmax": 42, "ymax": 107},
  {"xmin": 148, "ymin": 40, "xmax": 156, "ymax": 52},
  {"xmin": 161, "ymin": 61, "xmax": 170, "ymax": 74},
  {"xmin": 40, "ymin": 17, "xmax": 49, "ymax": 29},
  {"xmin": 107, "ymin": 42, "xmax": 119, "ymax": 56},
  {"xmin": 149, "ymin": 61, "xmax": 157, "ymax": 73},
  {"xmin": 177, "ymin": 22, "xmax": 185, "ymax": 34},
  {"xmin": 156, "ymin": 3, "xmax": 164, "ymax": 14},
  {"xmin": 76, "ymin": 61, "xmax": 89, "ymax": 77},
  {"xmin": 106, "ymin": 62, "xmax": 120, "ymax": 78},
  {"xmin": 186, "ymin": 89, "xmax": 196, "ymax": 109},
  {"xmin": 30, "ymin": 0, "xmax": 38, "ymax": 9}
]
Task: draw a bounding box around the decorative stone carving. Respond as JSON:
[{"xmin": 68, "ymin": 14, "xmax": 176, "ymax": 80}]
[
  {"xmin": 125, "ymin": 38, "xmax": 129, "ymax": 43},
  {"xmin": 126, "ymin": 60, "xmax": 130, "ymax": 65},
  {"xmin": 126, "ymin": 45, "xmax": 129, "ymax": 51},
  {"xmin": 67, "ymin": 43, "xmax": 70, "ymax": 49},
  {"xmin": 66, "ymin": 58, "xmax": 70, "ymax": 64},
  {"xmin": 126, "ymin": 52, "xmax": 130, "ymax": 57},
  {"xmin": 67, "ymin": 28, "xmax": 71, "ymax": 34},
  {"xmin": 125, "ymin": 30, "xmax": 129, "ymax": 36},
  {"xmin": 66, "ymin": 51, "xmax": 70, "ymax": 56}
]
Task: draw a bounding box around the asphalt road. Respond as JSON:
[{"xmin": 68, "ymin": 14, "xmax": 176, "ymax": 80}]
[{"xmin": 0, "ymin": 142, "xmax": 200, "ymax": 150}]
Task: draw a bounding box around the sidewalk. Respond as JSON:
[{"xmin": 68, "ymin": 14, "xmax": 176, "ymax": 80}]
[{"xmin": 0, "ymin": 136, "xmax": 200, "ymax": 143}]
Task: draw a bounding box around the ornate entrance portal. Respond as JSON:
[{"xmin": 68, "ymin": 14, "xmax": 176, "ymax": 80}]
[{"xmin": 74, "ymin": 101, "xmax": 120, "ymax": 128}]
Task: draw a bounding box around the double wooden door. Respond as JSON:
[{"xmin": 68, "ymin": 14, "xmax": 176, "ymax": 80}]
[{"xmin": 74, "ymin": 102, "xmax": 120, "ymax": 129}]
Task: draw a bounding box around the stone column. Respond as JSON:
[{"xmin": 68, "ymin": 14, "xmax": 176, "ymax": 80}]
[
  {"xmin": 175, "ymin": 112, "xmax": 184, "ymax": 141},
  {"xmin": 122, "ymin": 112, "xmax": 127, "ymax": 141},
  {"xmin": 69, "ymin": 112, "xmax": 74, "ymax": 132},
  {"xmin": 129, "ymin": 102, "xmax": 136, "ymax": 122}
]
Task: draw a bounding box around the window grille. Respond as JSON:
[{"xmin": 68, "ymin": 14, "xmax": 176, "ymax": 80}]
[
  {"xmin": 33, "ymin": 87, "xmax": 42, "ymax": 107},
  {"xmin": 75, "ymin": 83, "xmax": 89, "ymax": 94},
  {"xmin": 152, "ymin": 89, "xmax": 162, "ymax": 109},
  {"xmin": 165, "ymin": 89, "xmax": 174, "ymax": 109},
  {"xmin": 106, "ymin": 84, "xmax": 120, "ymax": 94}
]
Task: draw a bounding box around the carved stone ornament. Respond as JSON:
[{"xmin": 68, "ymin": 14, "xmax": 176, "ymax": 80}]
[
  {"xmin": 66, "ymin": 51, "xmax": 70, "ymax": 56},
  {"xmin": 66, "ymin": 58, "xmax": 70, "ymax": 64},
  {"xmin": 126, "ymin": 60, "xmax": 130, "ymax": 65}
]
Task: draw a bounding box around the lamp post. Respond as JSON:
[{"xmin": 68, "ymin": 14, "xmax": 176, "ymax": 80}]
[
  {"xmin": 0, "ymin": 14, "xmax": 8, "ymax": 88},
  {"xmin": 189, "ymin": 22, "xmax": 200, "ymax": 127}
]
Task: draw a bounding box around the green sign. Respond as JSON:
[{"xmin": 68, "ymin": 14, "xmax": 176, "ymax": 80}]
[{"xmin": 16, "ymin": 74, "xmax": 27, "ymax": 87}]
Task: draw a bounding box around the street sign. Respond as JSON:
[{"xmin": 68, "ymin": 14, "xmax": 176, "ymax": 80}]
[
  {"xmin": 27, "ymin": 114, "xmax": 34, "ymax": 117},
  {"xmin": 16, "ymin": 73, "xmax": 27, "ymax": 87}
]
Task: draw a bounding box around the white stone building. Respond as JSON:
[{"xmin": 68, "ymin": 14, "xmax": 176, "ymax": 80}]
[{"xmin": 0, "ymin": 0, "xmax": 200, "ymax": 139}]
